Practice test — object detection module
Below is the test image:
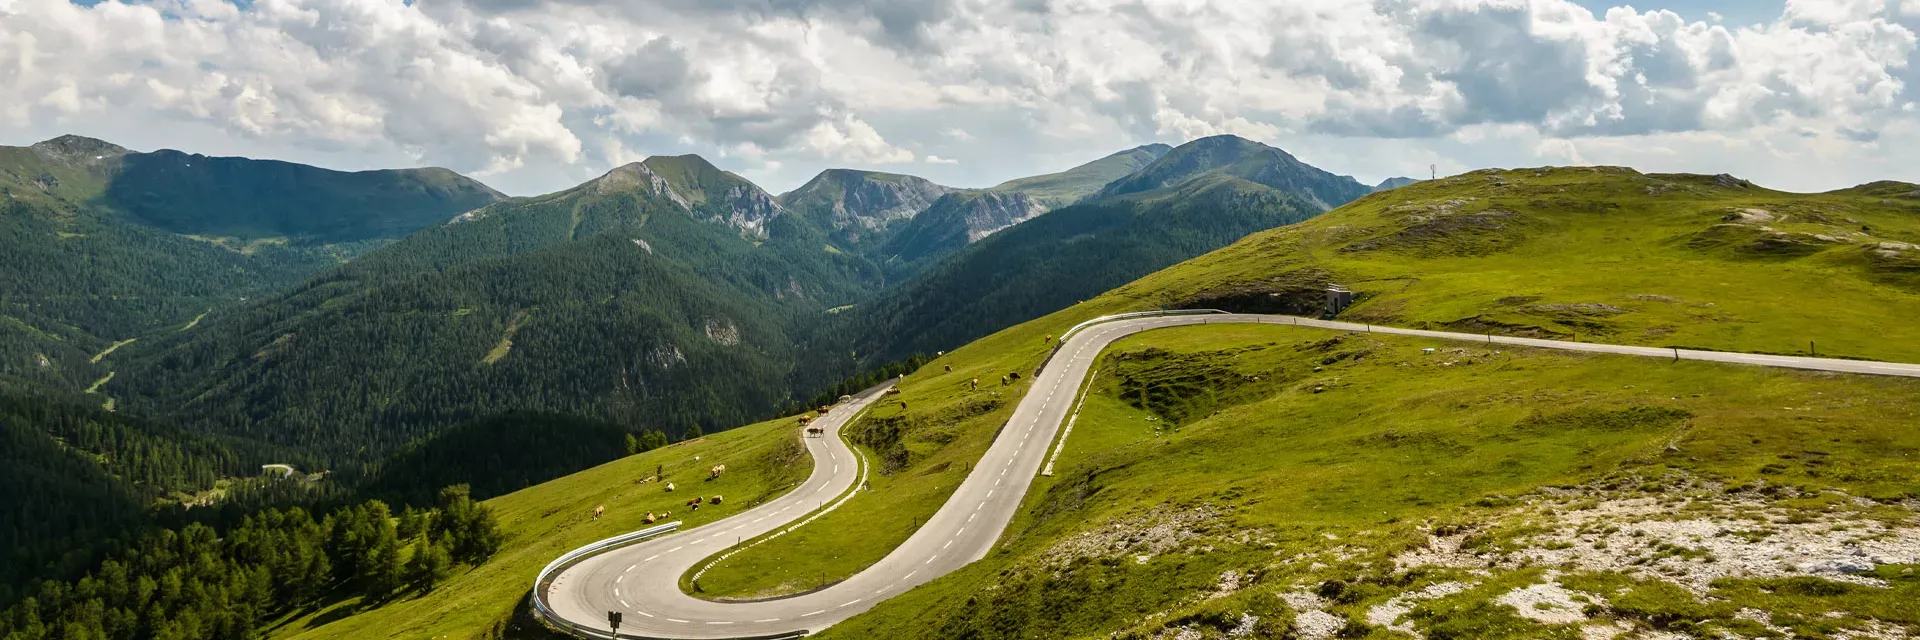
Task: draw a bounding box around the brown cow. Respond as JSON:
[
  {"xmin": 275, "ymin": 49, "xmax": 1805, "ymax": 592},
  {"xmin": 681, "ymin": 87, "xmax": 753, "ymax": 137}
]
[
  {"xmin": 643, "ymin": 511, "xmax": 657, "ymax": 524},
  {"xmin": 944, "ymin": 364, "xmax": 952, "ymax": 372},
  {"xmin": 592, "ymin": 504, "xmax": 605, "ymax": 520},
  {"xmin": 709, "ymin": 464, "xmax": 727, "ymax": 480},
  {"xmin": 709, "ymin": 495, "xmax": 724, "ymax": 505},
  {"xmin": 807, "ymin": 426, "xmax": 825, "ymax": 437},
  {"xmin": 798, "ymin": 415, "xmax": 812, "ymax": 426}
]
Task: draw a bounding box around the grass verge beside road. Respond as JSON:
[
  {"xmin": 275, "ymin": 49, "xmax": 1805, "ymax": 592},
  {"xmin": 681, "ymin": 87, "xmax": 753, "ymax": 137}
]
[
  {"xmin": 816, "ymin": 323, "xmax": 1920, "ymax": 640},
  {"xmin": 265, "ymin": 415, "xmax": 813, "ymax": 640}
]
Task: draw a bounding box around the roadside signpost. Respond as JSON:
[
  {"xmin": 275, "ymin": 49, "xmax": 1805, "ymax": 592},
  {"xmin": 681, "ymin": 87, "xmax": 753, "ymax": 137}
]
[{"xmin": 609, "ymin": 611, "xmax": 622, "ymax": 637}]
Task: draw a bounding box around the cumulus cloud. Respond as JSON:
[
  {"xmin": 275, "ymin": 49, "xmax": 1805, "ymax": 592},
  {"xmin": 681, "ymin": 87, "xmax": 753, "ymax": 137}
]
[{"xmin": 2, "ymin": 0, "xmax": 1918, "ymax": 194}]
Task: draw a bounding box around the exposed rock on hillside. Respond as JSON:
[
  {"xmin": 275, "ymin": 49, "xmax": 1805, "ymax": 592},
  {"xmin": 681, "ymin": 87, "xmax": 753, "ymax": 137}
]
[{"xmin": 779, "ymin": 169, "xmax": 952, "ymax": 240}]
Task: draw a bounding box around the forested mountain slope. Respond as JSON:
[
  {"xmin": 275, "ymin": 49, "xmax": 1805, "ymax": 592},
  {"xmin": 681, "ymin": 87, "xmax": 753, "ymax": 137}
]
[
  {"xmin": 848, "ymin": 135, "xmax": 1368, "ymax": 365},
  {"xmin": 990, "ymin": 143, "xmax": 1171, "ymax": 206},
  {"xmin": 115, "ymin": 155, "xmax": 878, "ymax": 462},
  {"xmin": 0, "ymin": 135, "xmax": 502, "ymax": 398},
  {"xmin": 1093, "ymin": 134, "xmax": 1372, "ymax": 209},
  {"xmin": 875, "ymin": 189, "xmax": 1051, "ymax": 279}
]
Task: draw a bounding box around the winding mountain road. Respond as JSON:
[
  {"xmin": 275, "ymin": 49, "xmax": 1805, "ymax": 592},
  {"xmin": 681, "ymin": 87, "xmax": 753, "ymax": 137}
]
[{"xmin": 541, "ymin": 312, "xmax": 1920, "ymax": 639}]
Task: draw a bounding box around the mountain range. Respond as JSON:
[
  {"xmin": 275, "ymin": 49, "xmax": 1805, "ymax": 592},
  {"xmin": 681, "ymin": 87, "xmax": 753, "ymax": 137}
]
[
  {"xmin": 8, "ymin": 132, "xmax": 1382, "ymax": 463},
  {"xmin": 0, "ymin": 131, "xmax": 1388, "ymax": 604},
  {"xmin": 1, "ymin": 135, "xmax": 501, "ymax": 396}
]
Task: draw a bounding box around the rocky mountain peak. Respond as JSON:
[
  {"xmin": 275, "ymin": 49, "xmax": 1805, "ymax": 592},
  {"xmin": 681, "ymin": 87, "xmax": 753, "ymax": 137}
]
[
  {"xmin": 781, "ymin": 169, "xmax": 952, "ymax": 233},
  {"xmin": 592, "ymin": 162, "xmax": 690, "ymax": 208},
  {"xmin": 31, "ymin": 135, "xmax": 129, "ymax": 163}
]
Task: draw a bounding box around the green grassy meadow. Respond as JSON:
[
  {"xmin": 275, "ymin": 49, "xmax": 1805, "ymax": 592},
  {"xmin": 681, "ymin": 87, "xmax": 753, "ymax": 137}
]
[
  {"xmin": 280, "ymin": 167, "xmax": 1920, "ymax": 638},
  {"xmin": 266, "ymin": 416, "xmax": 812, "ymax": 639},
  {"xmin": 817, "ymin": 323, "xmax": 1920, "ymax": 639},
  {"xmin": 1108, "ymin": 168, "xmax": 1920, "ymax": 362}
]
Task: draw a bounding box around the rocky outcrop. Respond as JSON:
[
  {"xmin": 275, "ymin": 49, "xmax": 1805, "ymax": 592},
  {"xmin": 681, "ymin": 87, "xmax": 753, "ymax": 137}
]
[
  {"xmin": 592, "ymin": 162, "xmax": 690, "ymax": 208},
  {"xmin": 779, "ymin": 169, "xmax": 952, "ymax": 237},
  {"xmin": 953, "ymin": 191, "xmax": 1049, "ymax": 242},
  {"xmin": 31, "ymin": 135, "xmax": 129, "ymax": 163},
  {"xmin": 708, "ymin": 184, "xmax": 784, "ymax": 239}
]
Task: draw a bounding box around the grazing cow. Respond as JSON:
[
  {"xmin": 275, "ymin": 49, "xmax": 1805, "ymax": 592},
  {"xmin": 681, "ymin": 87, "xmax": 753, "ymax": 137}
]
[
  {"xmin": 798, "ymin": 415, "xmax": 812, "ymax": 426},
  {"xmin": 709, "ymin": 464, "xmax": 727, "ymax": 480},
  {"xmin": 944, "ymin": 365, "xmax": 952, "ymax": 372},
  {"xmin": 592, "ymin": 504, "xmax": 605, "ymax": 520},
  {"xmin": 1001, "ymin": 375, "xmax": 1009, "ymax": 386},
  {"xmin": 886, "ymin": 387, "xmax": 902, "ymax": 396},
  {"xmin": 644, "ymin": 511, "xmax": 657, "ymax": 524},
  {"xmin": 970, "ymin": 377, "xmax": 978, "ymax": 390},
  {"xmin": 710, "ymin": 495, "xmax": 724, "ymax": 505},
  {"xmin": 899, "ymin": 401, "xmax": 907, "ymax": 410},
  {"xmin": 665, "ymin": 482, "xmax": 676, "ymax": 492},
  {"xmin": 1044, "ymin": 334, "xmax": 1052, "ymax": 342},
  {"xmin": 1010, "ymin": 371, "xmax": 1023, "ymax": 380},
  {"xmin": 807, "ymin": 426, "xmax": 825, "ymax": 437}
]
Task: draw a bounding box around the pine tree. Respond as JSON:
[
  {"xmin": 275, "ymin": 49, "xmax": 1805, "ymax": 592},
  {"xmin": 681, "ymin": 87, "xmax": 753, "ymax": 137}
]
[{"xmin": 406, "ymin": 539, "xmax": 452, "ymax": 592}]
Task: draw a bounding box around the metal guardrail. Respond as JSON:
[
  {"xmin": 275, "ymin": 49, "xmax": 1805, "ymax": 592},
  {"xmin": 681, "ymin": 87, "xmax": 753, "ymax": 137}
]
[
  {"xmin": 1055, "ymin": 308, "xmax": 1228, "ymax": 344},
  {"xmin": 531, "ymin": 521, "xmax": 685, "ymax": 639},
  {"xmin": 1036, "ymin": 309, "xmax": 1230, "ymax": 376}
]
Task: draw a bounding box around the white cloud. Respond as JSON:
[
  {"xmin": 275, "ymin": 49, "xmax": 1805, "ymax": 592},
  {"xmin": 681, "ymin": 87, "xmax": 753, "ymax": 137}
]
[{"xmin": 2, "ymin": 0, "xmax": 1919, "ymax": 194}]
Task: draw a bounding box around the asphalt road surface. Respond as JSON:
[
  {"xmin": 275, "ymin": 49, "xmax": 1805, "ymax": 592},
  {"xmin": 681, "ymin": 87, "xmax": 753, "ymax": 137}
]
[{"xmin": 543, "ymin": 313, "xmax": 1920, "ymax": 639}]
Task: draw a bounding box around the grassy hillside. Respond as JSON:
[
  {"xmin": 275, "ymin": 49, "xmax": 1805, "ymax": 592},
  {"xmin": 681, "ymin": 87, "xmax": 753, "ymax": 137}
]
[
  {"xmin": 262, "ymin": 163, "xmax": 1920, "ymax": 640},
  {"xmin": 821, "ymin": 323, "xmax": 1920, "ymax": 640},
  {"xmin": 992, "ymin": 144, "xmax": 1172, "ymax": 206},
  {"xmin": 260, "ymin": 413, "xmax": 815, "ymax": 640},
  {"xmin": 1110, "ymin": 167, "xmax": 1920, "ymax": 362},
  {"xmin": 686, "ymin": 166, "xmax": 1920, "ymax": 635}
]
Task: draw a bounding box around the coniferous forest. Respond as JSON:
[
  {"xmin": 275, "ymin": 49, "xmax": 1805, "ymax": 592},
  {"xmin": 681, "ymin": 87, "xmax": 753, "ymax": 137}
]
[{"xmin": 0, "ymin": 132, "xmax": 1365, "ymax": 638}]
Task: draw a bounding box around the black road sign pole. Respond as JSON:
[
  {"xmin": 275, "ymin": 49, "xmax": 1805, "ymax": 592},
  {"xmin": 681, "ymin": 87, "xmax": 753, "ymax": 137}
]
[{"xmin": 609, "ymin": 611, "xmax": 622, "ymax": 637}]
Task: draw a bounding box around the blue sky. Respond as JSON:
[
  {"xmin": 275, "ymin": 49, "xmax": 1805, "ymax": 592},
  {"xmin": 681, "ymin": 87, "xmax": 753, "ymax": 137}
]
[{"xmin": 1574, "ymin": 0, "xmax": 1785, "ymax": 25}]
